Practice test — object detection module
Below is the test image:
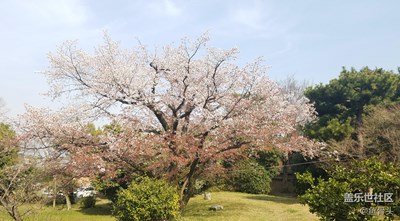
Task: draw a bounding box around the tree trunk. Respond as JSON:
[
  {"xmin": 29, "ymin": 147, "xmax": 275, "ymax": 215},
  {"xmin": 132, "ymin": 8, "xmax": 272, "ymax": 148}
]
[
  {"xmin": 356, "ymin": 107, "xmax": 364, "ymax": 152},
  {"xmin": 11, "ymin": 206, "xmax": 23, "ymax": 221},
  {"xmin": 1, "ymin": 202, "xmax": 23, "ymax": 221},
  {"xmin": 179, "ymin": 157, "xmax": 199, "ymax": 209},
  {"xmin": 52, "ymin": 177, "xmax": 57, "ymax": 208},
  {"xmin": 64, "ymin": 191, "xmax": 72, "ymax": 211},
  {"xmin": 181, "ymin": 180, "xmax": 195, "ymax": 208}
]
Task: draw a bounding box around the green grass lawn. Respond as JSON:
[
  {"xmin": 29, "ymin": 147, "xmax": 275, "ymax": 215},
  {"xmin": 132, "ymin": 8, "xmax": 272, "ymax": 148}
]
[
  {"xmin": 0, "ymin": 198, "xmax": 115, "ymax": 221},
  {"xmin": 0, "ymin": 193, "xmax": 318, "ymax": 221},
  {"xmin": 178, "ymin": 192, "xmax": 318, "ymax": 221}
]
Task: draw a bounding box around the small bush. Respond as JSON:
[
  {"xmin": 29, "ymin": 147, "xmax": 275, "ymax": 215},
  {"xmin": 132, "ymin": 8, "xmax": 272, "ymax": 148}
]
[
  {"xmin": 113, "ymin": 176, "xmax": 180, "ymax": 221},
  {"xmin": 79, "ymin": 196, "xmax": 96, "ymax": 208},
  {"xmin": 230, "ymin": 160, "xmax": 272, "ymax": 194},
  {"xmin": 297, "ymin": 158, "xmax": 400, "ymax": 220}
]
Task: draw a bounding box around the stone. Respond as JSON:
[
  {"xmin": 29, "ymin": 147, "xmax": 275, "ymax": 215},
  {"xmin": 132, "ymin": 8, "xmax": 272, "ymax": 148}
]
[
  {"xmin": 209, "ymin": 204, "xmax": 223, "ymax": 211},
  {"xmin": 203, "ymin": 192, "xmax": 211, "ymax": 200}
]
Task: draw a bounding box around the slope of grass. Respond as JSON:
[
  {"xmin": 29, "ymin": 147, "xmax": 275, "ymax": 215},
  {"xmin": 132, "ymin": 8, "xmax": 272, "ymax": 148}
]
[
  {"xmin": 0, "ymin": 193, "xmax": 317, "ymax": 221},
  {"xmin": 179, "ymin": 192, "xmax": 318, "ymax": 221},
  {"xmin": 0, "ymin": 198, "xmax": 115, "ymax": 221}
]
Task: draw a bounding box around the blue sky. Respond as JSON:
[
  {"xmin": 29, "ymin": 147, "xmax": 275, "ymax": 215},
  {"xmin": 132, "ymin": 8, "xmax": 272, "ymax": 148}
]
[{"xmin": 1, "ymin": 0, "xmax": 399, "ymax": 116}]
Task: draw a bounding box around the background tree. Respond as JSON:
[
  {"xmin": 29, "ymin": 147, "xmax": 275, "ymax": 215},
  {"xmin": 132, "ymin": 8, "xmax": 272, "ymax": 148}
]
[
  {"xmin": 279, "ymin": 75, "xmax": 313, "ymax": 127},
  {"xmin": 0, "ymin": 122, "xmax": 43, "ymax": 221},
  {"xmin": 19, "ymin": 107, "xmax": 103, "ymax": 210},
  {"xmin": 24, "ymin": 33, "xmax": 320, "ymax": 207},
  {"xmin": 304, "ymin": 67, "xmax": 400, "ymax": 156},
  {"xmin": 363, "ymin": 104, "xmax": 400, "ymax": 163}
]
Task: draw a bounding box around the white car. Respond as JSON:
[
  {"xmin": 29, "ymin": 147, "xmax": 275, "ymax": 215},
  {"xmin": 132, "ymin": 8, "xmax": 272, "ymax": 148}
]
[{"xmin": 74, "ymin": 186, "xmax": 96, "ymax": 198}]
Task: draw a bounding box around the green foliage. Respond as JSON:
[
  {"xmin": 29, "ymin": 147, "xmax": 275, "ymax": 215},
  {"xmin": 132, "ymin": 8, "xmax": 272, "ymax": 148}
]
[
  {"xmin": 86, "ymin": 123, "xmax": 103, "ymax": 137},
  {"xmin": 202, "ymin": 149, "xmax": 281, "ymax": 193},
  {"xmin": 255, "ymin": 148, "xmax": 282, "ymax": 177},
  {"xmin": 93, "ymin": 169, "xmax": 131, "ymax": 201},
  {"xmin": 297, "ymin": 157, "xmax": 400, "ymax": 220},
  {"xmin": 306, "ymin": 117, "xmax": 354, "ymax": 141},
  {"xmin": 290, "ymin": 153, "xmax": 328, "ymax": 195},
  {"xmin": 113, "ymin": 176, "xmax": 180, "ymax": 221},
  {"xmin": 298, "ymin": 172, "xmax": 354, "ymax": 221},
  {"xmin": 0, "ymin": 123, "xmax": 15, "ymax": 140},
  {"xmin": 80, "ymin": 196, "xmax": 96, "ymax": 208},
  {"xmin": 0, "ymin": 123, "xmax": 17, "ymax": 169},
  {"xmin": 103, "ymin": 122, "xmax": 123, "ymax": 135},
  {"xmin": 0, "ymin": 123, "xmax": 45, "ymax": 221},
  {"xmin": 193, "ymin": 179, "xmax": 212, "ymax": 194},
  {"xmin": 304, "ymin": 67, "xmax": 400, "ymax": 142},
  {"xmin": 230, "ymin": 160, "xmax": 272, "ymax": 194}
]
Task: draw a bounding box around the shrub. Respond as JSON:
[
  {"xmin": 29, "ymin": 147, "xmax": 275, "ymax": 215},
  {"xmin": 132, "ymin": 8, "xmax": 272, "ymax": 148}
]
[
  {"xmin": 297, "ymin": 157, "xmax": 400, "ymax": 220},
  {"xmin": 80, "ymin": 196, "xmax": 96, "ymax": 208},
  {"xmin": 297, "ymin": 172, "xmax": 354, "ymax": 220},
  {"xmin": 113, "ymin": 176, "xmax": 180, "ymax": 221},
  {"xmin": 230, "ymin": 160, "xmax": 272, "ymax": 194}
]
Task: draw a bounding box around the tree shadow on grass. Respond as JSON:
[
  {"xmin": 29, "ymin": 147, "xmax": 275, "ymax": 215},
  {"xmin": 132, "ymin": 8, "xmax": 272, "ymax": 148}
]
[
  {"xmin": 78, "ymin": 201, "xmax": 113, "ymax": 216},
  {"xmin": 182, "ymin": 201, "xmax": 252, "ymax": 219},
  {"xmin": 182, "ymin": 194, "xmax": 254, "ymax": 219},
  {"xmin": 243, "ymin": 195, "xmax": 299, "ymax": 205}
]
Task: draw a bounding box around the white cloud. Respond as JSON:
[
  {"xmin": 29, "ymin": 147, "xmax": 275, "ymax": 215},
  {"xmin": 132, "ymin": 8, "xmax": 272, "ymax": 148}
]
[
  {"xmin": 147, "ymin": 0, "xmax": 182, "ymax": 17},
  {"xmin": 233, "ymin": 6, "xmax": 264, "ymax": 30},
  {"xmin": 21, "ymin": 0, "xmax": 89, "ymax": 26},
  {"xmin": 226, "ymin": 1, "xmax": 296, "ymax": 42},
  {"xmin": 164, "ymin": 0, "xmax": 181, "ymax": 16}
]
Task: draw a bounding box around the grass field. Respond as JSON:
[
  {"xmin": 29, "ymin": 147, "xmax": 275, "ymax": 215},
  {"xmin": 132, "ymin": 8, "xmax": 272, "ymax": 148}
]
[
  {"xmin": 0, "ymin": 198, "xmax": 115, "ymax": 221},
  {"xmin": 0, "ymin": 192, "xmax": 318, "ymax": 221},
  {"xmin": 178, "ymin": 192, "xmax": 318, "ymax": 221}
]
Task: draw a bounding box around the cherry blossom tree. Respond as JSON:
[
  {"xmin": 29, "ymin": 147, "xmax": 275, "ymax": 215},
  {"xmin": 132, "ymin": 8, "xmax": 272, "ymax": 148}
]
[{"xmin": 23, "ymin": 33, "xmax": 321, "ymax": 207}]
